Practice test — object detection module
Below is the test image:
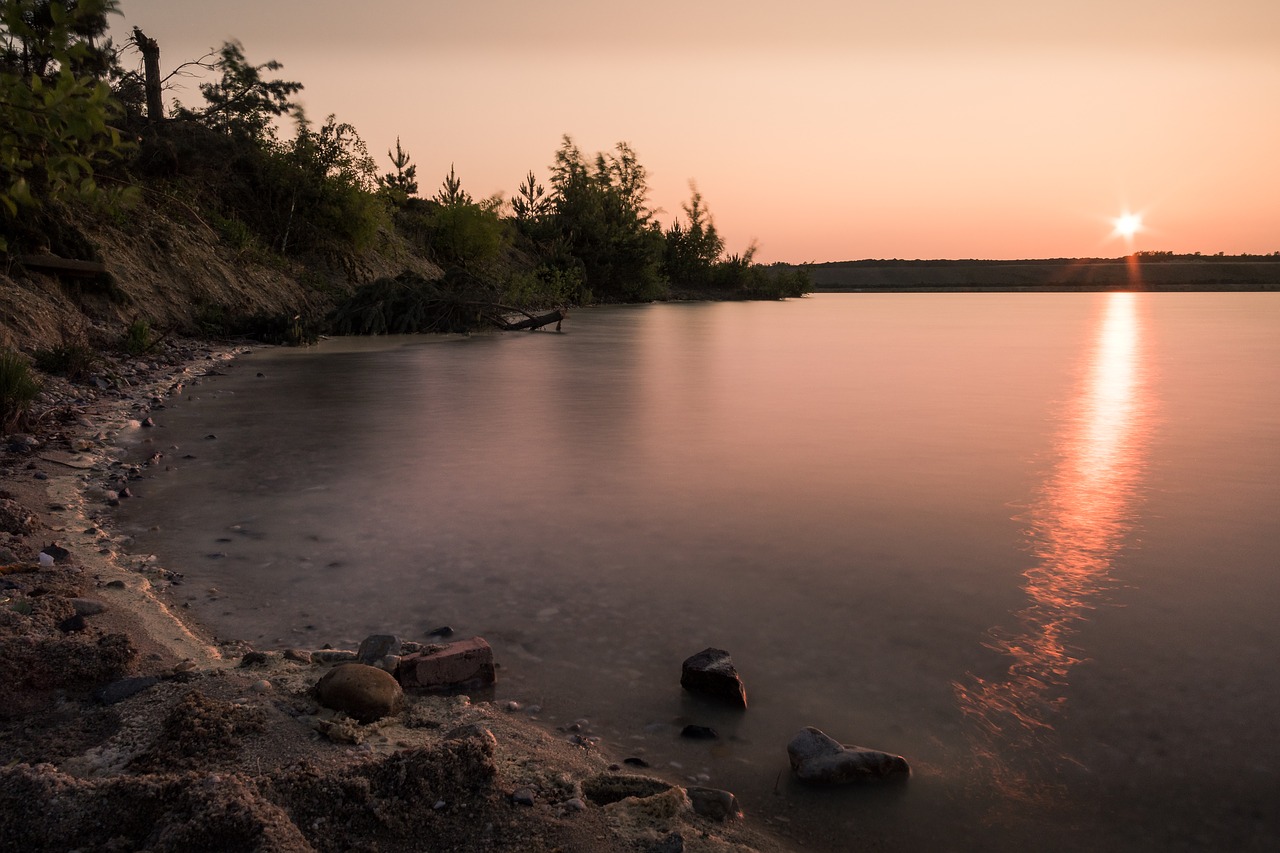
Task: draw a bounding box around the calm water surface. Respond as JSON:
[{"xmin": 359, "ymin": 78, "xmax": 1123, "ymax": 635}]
[{"xmin": 117, "ymin": 293, "xmax": 1280, "ymax": 851}]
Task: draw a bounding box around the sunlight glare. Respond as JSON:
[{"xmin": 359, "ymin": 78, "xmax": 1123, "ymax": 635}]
[{"xmin": 1112, "ymin": 212, "xmax": 1143, "ymax": 240}]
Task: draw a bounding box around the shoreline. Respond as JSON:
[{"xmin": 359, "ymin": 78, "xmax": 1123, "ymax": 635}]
[{"xmin": 0, "ymin": 340, "xmax": 787, "ymax": 852}]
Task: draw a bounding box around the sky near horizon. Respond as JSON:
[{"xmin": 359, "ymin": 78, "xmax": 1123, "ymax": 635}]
[{"xmin": 113, "ymin": 1, "xmax": 1279, "ymax": 263}]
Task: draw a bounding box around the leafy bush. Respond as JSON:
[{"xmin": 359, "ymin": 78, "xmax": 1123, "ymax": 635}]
[
  {"xmin": 33, "ymin": 339, "xmax": 98, "ymax": 380},
  {"xmin": 0, "ymin": 349, "xmax": 42, "ymax": 431},
  {"xmin": 122, "ymin": 318, "xmax": 152, "ymax": 355}
]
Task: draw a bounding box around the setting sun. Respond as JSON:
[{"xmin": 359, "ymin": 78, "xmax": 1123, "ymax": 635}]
[{"xmin": 1112, "ymin": 212, "xmax": 1143, "ymax": 240}]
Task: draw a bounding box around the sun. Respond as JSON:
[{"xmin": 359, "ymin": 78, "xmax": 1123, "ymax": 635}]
[{"xmin": 1112, "ymin": 212, "xmax": 1143, "ymax": 240}]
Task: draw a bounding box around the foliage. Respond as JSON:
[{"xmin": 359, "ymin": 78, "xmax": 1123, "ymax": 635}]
[
  {"xmin": 331, "ymin": 270, "xmax": 500, "ymax": 335},
  {"xmin": 433, "ymin": 163, "xmax": 472, "ymax": 207},
  {"xmin": 173, "ymin": 40, "xmax": 301, "ymax": 140},
  {"xmin": 544, "ymin": 136, "xmax": 666, "ymax": 301},
  {"xmin": 0, "ymin": 348, "xmax": 41, "ymax": 431},
  {"xmin": 32, "ymin": 337, "xmax": 97, "ymax": 380},
  {"xmin": 510, "ymin": 170, "xmax": 548, "ymax": 222},
  {"xmin": 121, "ymin": 317, "xmax": 151, "ymax": 354},
  {"xmin": 502, "ymin": 263, "xmax": 585, "ymax": 308},
  {"xmin": 663, "ymin": 182, "xmax": 724, "ymax": 288},
  {"xmin": 378, "ymin": 136, "xmax": 417, "ymax": 205},
  {"xmin": 0, "ymin": 0, "xmax": 135, "ymax": 252}
]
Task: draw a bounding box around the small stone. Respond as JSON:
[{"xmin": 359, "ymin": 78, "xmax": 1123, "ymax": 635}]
[
  {"xmin": 141, "ymin": 417, "xmax": 155, "ymax": 427},
  {"xmin": 426, "ymin": 625, "xmax": 454, "ymax": 639},
  {"xmin": 680, "ymin": 725, "xmax": 718, "ymax": 740},
  {"xmin": 623, "ymin": 757, "xmax": 650, "ymax": 768},
  {"xmin": 564, "ymin": 797, "xmax": 586, "ymax": 812},
  {"xmin": 250, "ymin": 679, "xmax": 272, "ymax": 693},
  {"xmin": 512, "ymin": 787, "xmax": 536, "ymax": 806},
  {"xmin": 433, "ymin": 800, "xmax": 447, "ymax": 811},
  {"xmin": 283, "ymin": 648, "xmax": 312, "ymax": 664},
  {"xmin": 239, "ymin": 651, "xmax": 272, "ymax": 668},
  {"xmin": 105, "ymin": 580, "xmax": 126, "ymax": 589},
  {"xmin": 687, "ymin": 787, "xmax": 742, "ymax": 822},
  {"xmin": 680, "ymin": 648, "xmax": 748, "ymax": 708},
  {"xmin": 314, "ymin": 663, "xmax": 405, "ymax": 724},
  {"xmin": 40, "ymin": 544, "xmax": 72, "ymax": 564},
  {"xmin": 173, "ymin": 659, "xmax": 197, "ymax": 674},
  {"xmin": 505, "ymin": 701, "xmax": 521, "ymax": 712},
  {"xmin": 786, "ymin": 726, "xmax": 911, "ymax": 784},
  {"xmin": 356, "ymin": 633, "xmax": 401, "ymax": 665},
  {"xmin": 57, "ymin": 614, "xmax": 86, "ymax": 633},
  {"xmin": 444, "ymin": 724, "xmax": 498, "ymax": 753},
  {"xmin": 62, "ymin": 597, "xmax": 106, "ymax": 616},
  {"xmin": 652, "ymin": 833, "xmax": 685, "ymax": 853}
]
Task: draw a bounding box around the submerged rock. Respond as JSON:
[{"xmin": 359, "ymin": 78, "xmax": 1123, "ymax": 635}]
[
  {"xmin": 680, "ymin": 648, "xmax": 747, "ymax": 708},
  {"xmin": 786, "ymin": 726, "xmax": 910, "ymax": 784},
  {"xmin": 687, "ymin": 786, "xmax": 742, "ymax": 822},
  {"xmin": 314, "ymin": 663, "xmax": 404, "ymax": 723}
]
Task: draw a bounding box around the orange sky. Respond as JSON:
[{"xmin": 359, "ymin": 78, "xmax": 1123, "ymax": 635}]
[{"xmin": 115, "ymin": 1, "xmax": 1280, "ymax": 263}]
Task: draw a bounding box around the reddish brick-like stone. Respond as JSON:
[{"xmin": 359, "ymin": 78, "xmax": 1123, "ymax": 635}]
[{"xmin": 396, "ymin": 637, "xmax": 496, "ymax": 691}]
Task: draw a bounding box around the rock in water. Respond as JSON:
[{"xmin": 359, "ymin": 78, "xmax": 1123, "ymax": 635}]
[
  {"xmin": 680, "ymin": 648, "xmax": 748, "ymax": 708},
  {"xmin": 314, "ymin": 663, "xmax": 404, "ymax": 723},
  {"xmin": 397, "ymin": 637, "xmax": 496, "ymax": 691},
  {"xmin": 786, "ymin": 726, "xmax": 910, "ymax": 784}
]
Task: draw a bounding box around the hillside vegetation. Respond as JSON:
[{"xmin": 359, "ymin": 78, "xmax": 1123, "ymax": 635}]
[{"xmin": 1, "ymin": 0, "xmax": 810, "ymax": 355}]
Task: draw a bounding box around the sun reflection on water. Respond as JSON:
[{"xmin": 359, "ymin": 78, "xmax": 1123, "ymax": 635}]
[{"xmin": 954, "ymin": 291, "xmax": 1153, "ymax": 798}]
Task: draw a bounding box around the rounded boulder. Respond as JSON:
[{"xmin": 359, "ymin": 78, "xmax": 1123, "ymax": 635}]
[{"xmin": 314, "ymin": 663, "xmax": 404, "ymax": 724}]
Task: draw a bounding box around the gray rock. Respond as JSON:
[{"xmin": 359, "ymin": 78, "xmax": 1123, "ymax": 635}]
[
  {"xmin": 356, "ymin": 633, "xmax": 401, "ymax": 665},
  {"xmin": 94, "ymin": 676, "xmax": 159, "ymax": 705},
  {"xmin": 314, "ymin": 663, "xmax": 405, "ymax": 724},
  {"xmin": 311, "ymin": 649, "xmax": 358, "ymax": 664},
  {"xmin": 687, "ymin": 787, "xmax": 741, "ymax": 822},
  {"xmin": 511, "ymin": 787, "xmax": 536, "ymax": 806},
  {"xmin": 680, "ymin": 648, "xmax": 747, "ymax": 708},
  {"xmin": 786, "ymin": 726, "xmax": 910, "ymax": 784},
  {"xmin": 68, "ymin": 598, "xmax": 107, "ymax": 616}
]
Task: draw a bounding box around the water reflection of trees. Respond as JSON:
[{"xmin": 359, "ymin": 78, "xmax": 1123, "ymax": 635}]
[{"xmin": 954, "ymin": 292, "xmax": 1153, "ymax": 799}]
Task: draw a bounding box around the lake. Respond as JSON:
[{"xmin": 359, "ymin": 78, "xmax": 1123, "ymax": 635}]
[{"xmin": 115, "ymin": 292, "xmax": 1280, "ymax": 851}]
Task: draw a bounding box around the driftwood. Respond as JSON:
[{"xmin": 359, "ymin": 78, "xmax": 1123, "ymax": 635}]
[
  {"xmin": 498, "ymin": 309, "xmax": 565, "ymax": 332},
  {"xmin": 18, "ymin": 255, "xmax": 108, "ymax": 277}
]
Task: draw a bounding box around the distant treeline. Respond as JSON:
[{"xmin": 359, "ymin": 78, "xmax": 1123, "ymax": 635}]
[{"xmin": 791, "ymin": 255, "xmax": 1280, "ymax": 292}]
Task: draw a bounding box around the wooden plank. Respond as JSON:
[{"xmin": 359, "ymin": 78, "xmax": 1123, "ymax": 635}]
[{"xmin": 19, "ymin": 255, "xmax": 108, "ymax": 277}]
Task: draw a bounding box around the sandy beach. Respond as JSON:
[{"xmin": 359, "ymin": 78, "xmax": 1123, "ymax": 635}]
[{"xmin": 0, "ymin": 340, "xmax": 786, "ymax": 853}]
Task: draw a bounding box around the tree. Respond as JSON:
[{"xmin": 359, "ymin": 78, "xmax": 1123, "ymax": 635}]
[
  {"xmin": 545, "ymin": 135, "xmax": 665, "ymax": 300},
  {"xmin": 176, "ymin": 40, "xmax": 301, "ymax": 140},
  {"xmin": 378, "ymin": 136, "xmax": 417, "ymax": 204},
  {"xmin": 510, "ymin": 169, "xmax": 547, "ymax": 222},
  {"xmin": 1, "ymin": 0, "xmax": 133, "ymax": 251},
  {"xmin": 433, "ymin": 163, "xmax": 472, "ymax": 207},
  {"xmin": 663, "ymin": 181, "xmax": 724, "ymax": 287}
]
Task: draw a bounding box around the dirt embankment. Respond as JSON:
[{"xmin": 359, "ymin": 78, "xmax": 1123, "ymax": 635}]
[{"xmin": 1, "ymin": 197, "xmax": 440, "ymax": 353}]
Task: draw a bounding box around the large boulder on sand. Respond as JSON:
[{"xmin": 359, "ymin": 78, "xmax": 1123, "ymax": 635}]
[
  {"xmin": 787, "ymin": 726, "xmax": 910, "ymax": 784},
  {"xmin": 680, "ymin": 648, "xmax": 748, "ymax": 708},
  {"xmin": 314, "ymin": 663, "xmax": 404, "ymax": 723}
]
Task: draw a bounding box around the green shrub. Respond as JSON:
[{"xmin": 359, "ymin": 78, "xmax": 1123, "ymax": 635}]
[
  {"xmin": 0, "ymin": 350, "xmax": 42, "ymax": 432},
  {"xmin": 33, "ymin": 340, "xmax": 98, "ymax": 381},
  {"xmin": 122, "ymin": 318, "xmax": 152, "ymax": 355}
]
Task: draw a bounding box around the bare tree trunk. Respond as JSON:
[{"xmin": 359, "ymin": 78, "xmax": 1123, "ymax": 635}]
[{"xmin": 133, "ymin": 27, "xmax": 164, "ymax": 123}]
